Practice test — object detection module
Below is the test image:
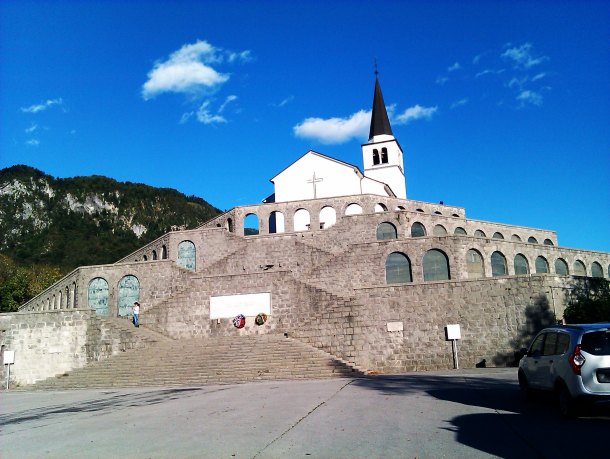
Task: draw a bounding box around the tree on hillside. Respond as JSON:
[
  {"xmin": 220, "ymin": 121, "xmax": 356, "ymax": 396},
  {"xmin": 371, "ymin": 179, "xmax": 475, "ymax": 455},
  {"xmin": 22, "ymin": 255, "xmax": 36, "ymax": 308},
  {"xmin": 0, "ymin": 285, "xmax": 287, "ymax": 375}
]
[
  {"xmin": 563, "ymin": 277, "xmax": 610, "ymax": 324},
  {"xmin": 0, "ymin": 255, "xmax": 62, "ymax": 312}
]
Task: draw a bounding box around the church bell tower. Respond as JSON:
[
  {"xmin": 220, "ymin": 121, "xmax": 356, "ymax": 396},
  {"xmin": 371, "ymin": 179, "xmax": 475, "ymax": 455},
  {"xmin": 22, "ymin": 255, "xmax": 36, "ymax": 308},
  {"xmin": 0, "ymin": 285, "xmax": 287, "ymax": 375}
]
[{"xmin": 361, "ymin": 77, "xmax": 407, "ymax": 199}]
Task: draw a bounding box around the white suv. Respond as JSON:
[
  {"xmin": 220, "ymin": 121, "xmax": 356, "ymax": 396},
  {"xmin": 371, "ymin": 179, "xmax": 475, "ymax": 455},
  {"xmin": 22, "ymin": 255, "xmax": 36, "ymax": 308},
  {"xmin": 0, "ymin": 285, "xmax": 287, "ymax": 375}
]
[{"xmin": 518, "ymin": 323, "xmax": 610, "ymax": 417}]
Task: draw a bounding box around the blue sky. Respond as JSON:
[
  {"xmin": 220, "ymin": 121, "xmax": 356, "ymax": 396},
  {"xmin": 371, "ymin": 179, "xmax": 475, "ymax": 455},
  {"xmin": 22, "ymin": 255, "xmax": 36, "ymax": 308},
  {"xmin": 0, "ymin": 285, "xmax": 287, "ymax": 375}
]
[{"xmin": 1, "ymin": 0, "xmax": 609, "ymax": 252}]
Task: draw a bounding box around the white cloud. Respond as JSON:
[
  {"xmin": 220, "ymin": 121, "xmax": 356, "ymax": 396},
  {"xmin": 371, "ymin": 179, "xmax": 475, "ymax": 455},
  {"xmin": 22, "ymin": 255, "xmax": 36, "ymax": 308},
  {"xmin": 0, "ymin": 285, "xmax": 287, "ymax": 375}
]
[
  {"xmin": 435, "ymin": 76, "xmax": 449, "ymax": 85},
  {"xmin": 502, "ymin": 43, "xmax": 548, "ymax": 69},
  {"xmin": 293, "ymin": 110, "xmax": 370, "ymax": 144},
  {"xmin": 21, "ymin": 98, "xmax": 63, "ymax": 113},
  {"xmin": 394, "ymin": 105, "xmax": 438, "ymax": 124},
  {"xmin": 275, "ymin": 96, "xmax": 294, "ymax": 107},
  {"xmin": 25, "ymin": 123, "xmax": 38, "ymax": 133},
  {"xmin": 218, "ymin": 95, "xmax": 237, "ymax": 113},
  {"xmin": 142, "ymin": 40, "xmax": 252, "ymax": 99},
  {"xmin": 25, "ymin": 139, "xmax": 40, "ymax": 146},
  {"xmin": 227, "ymin": 50, "xmax": 252, "ymax": 63},
  {"xmin": 450, "ymin": 98, "xmax": 469, "ymax": 109},
  {"xmin": 532, "ymin": 72, "xmax": 546, "ymax": 82},
  {"xmin": 448, "ymin": 62, "xmax": 461, "ymax": 72},
  {"xmin": 517, "ymin": 90, "xmax": 543, "ymax": 107},
  {"xmin": 196, "ymin": 100, "xmax": 227, "ymax": 124}
]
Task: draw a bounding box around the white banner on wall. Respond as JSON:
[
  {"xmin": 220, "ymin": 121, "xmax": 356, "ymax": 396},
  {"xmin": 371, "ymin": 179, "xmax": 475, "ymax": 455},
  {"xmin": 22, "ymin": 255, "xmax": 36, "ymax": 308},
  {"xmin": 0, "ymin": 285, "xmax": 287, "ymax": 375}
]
[{"xmin": 210, "ymin": 293, "xmax": 272, "ymax": 319}]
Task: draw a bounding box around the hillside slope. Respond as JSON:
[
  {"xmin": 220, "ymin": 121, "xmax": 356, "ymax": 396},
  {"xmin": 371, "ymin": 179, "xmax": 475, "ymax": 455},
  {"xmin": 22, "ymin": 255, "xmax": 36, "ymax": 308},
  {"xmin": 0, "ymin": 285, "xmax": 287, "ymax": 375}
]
[{"xmin": 0, "ymin": 165, "xmax": 221, "ymax": 270}]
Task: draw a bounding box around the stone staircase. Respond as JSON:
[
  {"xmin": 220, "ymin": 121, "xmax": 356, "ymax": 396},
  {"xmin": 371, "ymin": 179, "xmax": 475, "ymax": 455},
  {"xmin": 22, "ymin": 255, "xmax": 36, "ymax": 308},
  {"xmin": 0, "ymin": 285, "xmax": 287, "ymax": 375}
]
[{"xmin": 29, "ymin": 334, "xmax": 365, "ymax": 390}]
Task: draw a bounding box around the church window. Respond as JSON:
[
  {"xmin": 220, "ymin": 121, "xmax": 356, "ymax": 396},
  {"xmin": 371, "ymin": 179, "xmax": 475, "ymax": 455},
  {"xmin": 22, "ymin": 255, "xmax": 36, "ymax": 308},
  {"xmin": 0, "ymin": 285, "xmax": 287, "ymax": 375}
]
[
  {"xmin": 434, "ymin": 211, "xmax": 442, "ymax": 215},
  {"xmin": 491, "ymin": 251, "xmax": 508, "ymax": 277},
  {"xmin": 117, "ymin": 275, "xmax": 140, "ymax": 317},
  {"xmin": 591, "ymin": 262, "xmax": 603, "ymax": 278},
  {"xmin": 555, "ymin": 258, "xmax": 569, "ymax": 275},
  {"xmin": 293, "ymin": 208, "xmax": 311, "ymax": 231},
  {"xmin": 177, "ymin": 241, "xmax": 196, "ymax": 270},
  {"xmin": 514, "ymin": 254, "xmax": 530, "ymax": 275},
  {"xmin": 466, "ymin": 249, "xmax": 484, "ymax": 279},
  {"xmin": 452, "ymin": 213, "xmax": 460, "ymax": 217},
  {"xmin": 574, "ymin": 260, "xmax": 586, "ymax": 276},
  {"xmin": 416, "ymin": 208, "xmax": 424, "ymax": 212},
  {"xmin": 386, "ymin": 252, "xmax": 412, "ymax": 284},
  {"xmin": 374, "ymin": 203, "xmax": 388, "ymax": 213},
  {"xmin": 423, "ymin": 249, "xmax": 450, "ymax": 281},
  {"xmin": 377, "ymin": 222, "xmax": 397, "ymax": 240},
  {"xmin": 244, "ymin": 213, "xmax": 259, "ymax": 236},
  {"xmin": 492, "ymin": 232, "xmax": 504, "ymax": 239},
  {"xmin": 543, "ymin": 238, "xmax": 554, "ymax": 246},
  {"xmin": 319, "ymin": 206, "xmax": 336, "ymax": 229},
  {"xmin": 381, "ymin": 147, "xmax": 388, "ymax": 164},
  {"xmin": 411, "ymin": 222, "xmax": 426, "ymax": 237},
  {"xmin": 511, "ymin": 234, "xmax": 522, "ymax": 242},
  {"xmin": 454, "ymin": 227, "xmax": 467, "ymax": 235},
  {"xmin": 535, "ymin": 256, "xmax": 549, "ymax": 274},
  {"xmin": 474, "ymin": 229, "xmax": 486, "ymax": 238},
  {"xmin": 161, "ymin": 245, "xmax": 168, "ymax": 259},
  {"xmin": 396, "ymin": 206, "xmax": 406, "ymax": 211},
  {"xmin": 226, "ymin": 218, "xmax": 234, "ymax": 233},
  {"xmin": 269, "ymin": 211, "xmax": 285, "ymax": 234},
  {"xmin": 528, "ymin": 236, "xmax": 539, "ymax": 244},
  {"xmin": 152, "ymin": 250, "xmax": 157, "ymax": 260},
  {"xmin": 57, "ymin": 291, "xmax": 62, "ymax": 309},
  {"xmin": 65, "ymin": 286, "xmax": 70, "ymax": 308},
  {"xmin": 345, "ymin": 203, "xmax": 363, "ymax": 215},
  {"xmin": 88, "ymin": 277, "xmax": 109, "ymax": 316},
  {"xmin": 373, "ymin": 149, "xmax": 380, "ymax": 165},
  {"xmin": 433, "ymin": 224, "xmax": 447, "ymax": 236},
  {"xmin": 143, "ymin": 255, "xmax": 148, "ymax": 261}
]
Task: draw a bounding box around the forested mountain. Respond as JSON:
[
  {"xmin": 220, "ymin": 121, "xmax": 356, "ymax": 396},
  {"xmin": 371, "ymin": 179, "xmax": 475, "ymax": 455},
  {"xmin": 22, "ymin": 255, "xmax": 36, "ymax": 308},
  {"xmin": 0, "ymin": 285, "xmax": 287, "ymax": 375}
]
[{"xmin": 0, "ymin": 165, "xmax": 222, "ymax": 311}]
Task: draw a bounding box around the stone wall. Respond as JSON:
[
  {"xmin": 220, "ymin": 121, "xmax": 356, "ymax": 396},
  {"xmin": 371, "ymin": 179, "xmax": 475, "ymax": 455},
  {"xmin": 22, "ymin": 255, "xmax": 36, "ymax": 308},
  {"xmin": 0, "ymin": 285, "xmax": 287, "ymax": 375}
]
[
  {"xmin": 0, "ymin": 309, "xmax": 91, "ymax": 386},
  {"xmin": 14, "ymin": 193, "xmax": 610, "ymax": 378}
]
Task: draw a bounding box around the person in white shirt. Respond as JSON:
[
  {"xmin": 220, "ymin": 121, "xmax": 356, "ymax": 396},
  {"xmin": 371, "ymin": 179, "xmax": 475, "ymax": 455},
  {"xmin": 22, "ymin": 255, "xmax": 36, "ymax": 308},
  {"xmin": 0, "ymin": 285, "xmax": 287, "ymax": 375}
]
[{"xmin": 132, "ymin": 301, "xmax": 140, "ymax": 327}]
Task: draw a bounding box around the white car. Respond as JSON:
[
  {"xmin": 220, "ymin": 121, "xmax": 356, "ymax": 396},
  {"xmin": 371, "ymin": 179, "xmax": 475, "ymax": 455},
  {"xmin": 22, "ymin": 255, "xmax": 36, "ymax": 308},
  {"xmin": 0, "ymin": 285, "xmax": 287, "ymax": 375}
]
[{"xmin": 518, "ymin": 323, "xmax": 610, "ymax": 417}]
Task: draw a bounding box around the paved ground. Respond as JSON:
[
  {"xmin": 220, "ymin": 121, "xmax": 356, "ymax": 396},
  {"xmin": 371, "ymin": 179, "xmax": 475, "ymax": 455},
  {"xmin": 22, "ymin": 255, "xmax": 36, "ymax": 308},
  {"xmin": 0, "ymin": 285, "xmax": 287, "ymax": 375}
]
[{"xmin": 1, "ymin": 368, "xmax": 608, "ymax": 458}]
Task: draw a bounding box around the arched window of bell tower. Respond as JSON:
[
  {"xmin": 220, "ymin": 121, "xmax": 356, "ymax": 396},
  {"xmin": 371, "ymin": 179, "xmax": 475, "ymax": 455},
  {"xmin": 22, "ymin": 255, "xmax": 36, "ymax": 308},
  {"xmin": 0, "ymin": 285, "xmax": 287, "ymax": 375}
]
[
  {"xmin": 381, "ymin": 147, "xmax": 388, "ymax": 164},
  {"xmin": 372, "ymin": 149, "xmax": 380, "ymax": 165}
]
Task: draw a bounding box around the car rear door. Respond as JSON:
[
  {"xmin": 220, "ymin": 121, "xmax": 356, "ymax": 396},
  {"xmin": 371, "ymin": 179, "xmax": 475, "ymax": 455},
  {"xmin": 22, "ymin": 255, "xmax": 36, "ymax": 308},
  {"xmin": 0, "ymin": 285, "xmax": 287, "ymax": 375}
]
[{"xmin": 579, "ymin": 328, "xmax": 610, "ymax": 395}]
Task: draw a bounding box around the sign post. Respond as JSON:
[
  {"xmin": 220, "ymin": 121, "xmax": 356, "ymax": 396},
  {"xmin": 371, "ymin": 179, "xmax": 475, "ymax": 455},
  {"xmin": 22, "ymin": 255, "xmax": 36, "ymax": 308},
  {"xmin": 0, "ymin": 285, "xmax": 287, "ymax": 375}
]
[
  {"xmin": 4, "ymin": 350, "xmax": 15, "ymax": 390},
  {"xmin": 445, "ymin": 325, "xmax": 461, "ymax": 370}
]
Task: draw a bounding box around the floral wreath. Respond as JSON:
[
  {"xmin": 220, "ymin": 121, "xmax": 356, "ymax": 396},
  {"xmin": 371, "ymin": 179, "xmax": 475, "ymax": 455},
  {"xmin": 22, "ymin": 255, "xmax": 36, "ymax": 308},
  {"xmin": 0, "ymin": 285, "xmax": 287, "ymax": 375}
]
[{"xmin": 255, "ymin": 313, "xmax": 268, "ymax": 326}]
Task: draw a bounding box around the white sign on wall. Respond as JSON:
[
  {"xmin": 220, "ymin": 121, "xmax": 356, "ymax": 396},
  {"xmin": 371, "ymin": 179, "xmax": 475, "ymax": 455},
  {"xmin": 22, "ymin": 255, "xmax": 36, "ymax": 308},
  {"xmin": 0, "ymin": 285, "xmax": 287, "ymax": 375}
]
[
  {"xmin": 446, "ymin": 324, "xmax": 461, "ymax": 340},
  {"xmin": 210, "ymin": 293, "xmax": 271, "ymax": 319},
  {"xmin": 3, "ymin": 350, "xmax": 15, "ymax": 365}
]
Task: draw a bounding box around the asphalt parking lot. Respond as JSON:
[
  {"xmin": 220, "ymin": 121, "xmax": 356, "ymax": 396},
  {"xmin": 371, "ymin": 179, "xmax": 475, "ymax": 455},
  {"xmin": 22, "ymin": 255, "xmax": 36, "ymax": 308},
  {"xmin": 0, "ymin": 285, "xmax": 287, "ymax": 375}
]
[{"xmin": 1, "ymin": 368, "xmax": 608, "ymax": 458}]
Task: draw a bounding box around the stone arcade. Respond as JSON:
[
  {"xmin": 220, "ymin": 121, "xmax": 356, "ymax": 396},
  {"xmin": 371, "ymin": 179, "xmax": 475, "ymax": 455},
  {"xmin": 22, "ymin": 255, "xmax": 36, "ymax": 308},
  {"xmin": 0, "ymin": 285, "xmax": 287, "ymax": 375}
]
[{"xmin": 3, "ymin": 78, "xmax": 610, "ymax": 386}]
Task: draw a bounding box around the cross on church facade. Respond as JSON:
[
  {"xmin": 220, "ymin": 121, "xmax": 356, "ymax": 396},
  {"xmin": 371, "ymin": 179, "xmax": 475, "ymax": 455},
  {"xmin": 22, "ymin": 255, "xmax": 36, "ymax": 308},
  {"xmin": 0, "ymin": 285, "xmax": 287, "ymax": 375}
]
[{"xmin": 306, "ymin": 172, "xmax": 323, "ymax": 199}]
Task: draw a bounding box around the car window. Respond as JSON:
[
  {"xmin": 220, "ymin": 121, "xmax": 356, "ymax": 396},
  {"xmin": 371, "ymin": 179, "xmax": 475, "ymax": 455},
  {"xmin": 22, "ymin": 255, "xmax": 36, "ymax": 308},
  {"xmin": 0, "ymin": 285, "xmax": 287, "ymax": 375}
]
[
  {"xmin": 529, "ymin": 334, "xmax": 545, "ymax": 356},
  {"xmin": 581, "ymin": 330, "xmax": 610, "ymax": 356},
  {"xmin": 543, "ymin": 332, "xmax": 559, "ymax": 356},
  {"xmin": 556, "ymin": 333, "xmax": 570, "ymax": 354}
]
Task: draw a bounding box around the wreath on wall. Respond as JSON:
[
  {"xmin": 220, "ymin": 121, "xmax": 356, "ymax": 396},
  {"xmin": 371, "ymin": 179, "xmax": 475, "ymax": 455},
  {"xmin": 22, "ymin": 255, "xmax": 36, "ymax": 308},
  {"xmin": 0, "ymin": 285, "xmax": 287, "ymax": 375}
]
[
  {"xmin": 232, "ymin": 314, "xmax": 246, "ymax": 329},
  {"xmin": 255, "ymin": 313, "xmax": 268, "ymax": 326}
]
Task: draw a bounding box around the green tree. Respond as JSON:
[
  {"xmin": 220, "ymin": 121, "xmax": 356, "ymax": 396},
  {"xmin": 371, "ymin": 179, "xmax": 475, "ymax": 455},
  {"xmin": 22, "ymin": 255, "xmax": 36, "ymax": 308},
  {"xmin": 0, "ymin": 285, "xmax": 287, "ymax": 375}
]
[
  {"xmin": 563, "ymin": 277, "xmax": 610, "ymax": 324},
  {"xmin": 0, "ymin": 255, "xmax": 62, "ymax": 312}
]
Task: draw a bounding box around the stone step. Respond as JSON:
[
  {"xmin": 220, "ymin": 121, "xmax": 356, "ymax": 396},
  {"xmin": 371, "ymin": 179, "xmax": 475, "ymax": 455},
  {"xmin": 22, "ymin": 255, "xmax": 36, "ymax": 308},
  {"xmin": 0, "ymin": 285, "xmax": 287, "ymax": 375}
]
[{"xmin": 29, "ymin": 334, "xmax": 363, "ymax": 390}]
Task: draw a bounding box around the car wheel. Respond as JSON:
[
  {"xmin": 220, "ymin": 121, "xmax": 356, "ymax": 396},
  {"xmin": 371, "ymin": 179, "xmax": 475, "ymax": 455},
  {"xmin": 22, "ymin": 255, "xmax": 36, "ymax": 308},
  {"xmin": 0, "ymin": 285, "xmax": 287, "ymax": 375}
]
[
  {"xmin": 518, "ymin": 371, "xmax": 532, "ymax": 401},
  {"xmin": 557, "ymin": 384, "xmax": 578, "ymax": 419}
]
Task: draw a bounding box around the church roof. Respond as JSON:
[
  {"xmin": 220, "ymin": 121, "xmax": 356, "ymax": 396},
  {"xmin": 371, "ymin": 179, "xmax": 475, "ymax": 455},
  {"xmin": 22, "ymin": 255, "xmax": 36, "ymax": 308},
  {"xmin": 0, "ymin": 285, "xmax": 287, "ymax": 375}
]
[
  {"xmin": 368, "ymin": 78, "xmax": 393, "ymax": 140},
  {"xmin": 270, "ymin": 150, "xmax": 360, "ymax": 183}
]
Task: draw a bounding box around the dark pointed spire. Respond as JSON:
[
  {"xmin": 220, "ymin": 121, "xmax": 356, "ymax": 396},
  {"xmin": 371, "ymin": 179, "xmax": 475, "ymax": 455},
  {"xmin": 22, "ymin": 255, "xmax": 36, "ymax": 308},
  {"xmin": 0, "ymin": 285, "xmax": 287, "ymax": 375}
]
[{"xmin": 368, "ymin": 76, "xmax": 393, "ymax": 140}]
